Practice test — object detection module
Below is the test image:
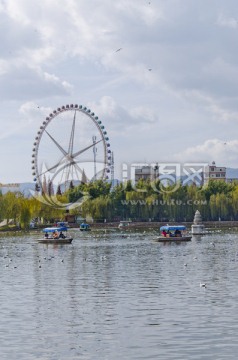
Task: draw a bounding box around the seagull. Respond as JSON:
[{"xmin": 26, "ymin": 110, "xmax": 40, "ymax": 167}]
[
  {"xmin": 148, "ymin": 68, "xmax": 152, "ymax": 71},
  {"xmin": 115, "ymin": 48, "xmax": 122, "ymax": 52},
  {"xmin": 200, "ymin": 282, "xmax": 206, "ymax": 288}
]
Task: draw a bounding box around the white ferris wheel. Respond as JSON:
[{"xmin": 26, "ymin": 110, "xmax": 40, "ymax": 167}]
[{"xmin": 31, "ymin": 104, "xmax": 112, "ymax": 192}]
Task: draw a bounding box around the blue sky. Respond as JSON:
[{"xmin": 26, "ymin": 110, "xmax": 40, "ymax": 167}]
[{"xmin": 0, "ymin": 0, "xmax": 238, "ymax": 183}]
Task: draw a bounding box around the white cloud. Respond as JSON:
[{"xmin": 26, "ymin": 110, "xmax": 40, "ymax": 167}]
[
  {"xmin": 88, "ymin": 96, "xmax": 158, "ymax": 130},
  {"xmin": 216, "ymin": 13, "xmax": 238, "ymax": 29},
  {"xmin": 129, "ymin": 106, "xmax": 157, "ymax": 123},
  {"xmin": 174, "ymin": 139, "xmax": 238, "ymax": 167}
]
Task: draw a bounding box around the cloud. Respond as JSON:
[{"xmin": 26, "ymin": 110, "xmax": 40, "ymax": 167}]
[
  {"xmin": 216, "ymin": 13, "xmax": 238, "ymax": 29},
  {"xmin": 88, "ymin": 96, "xmax": 158, "ymax": 129},
  {"xmin": 174, "ymin": 139, "xmax": 238, "ymax": 167},
  {"xmin": 0, "ymin": 65, "xmax": 72, "ymax": 101}
]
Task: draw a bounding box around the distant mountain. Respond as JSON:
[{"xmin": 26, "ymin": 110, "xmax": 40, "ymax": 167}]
[
  {"xmin": 0, "ymin": 183, "xmax": 35, "ymax": 196},
  {"xmin": 1, "ymin": 170, "xmax": 238, "ymax": 197},
  {"xmin": 172, "ymin": 167, "xmax": 238, "ymax": 186},
  {"xmin": 0, "ymin": 179, "xmax": 122, "ymax": 196},
  {"xmin": 226, "ymin": 168, "xmax": 238, "ymax": 179}
]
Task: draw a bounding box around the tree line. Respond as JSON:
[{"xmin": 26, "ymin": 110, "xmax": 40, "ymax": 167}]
[
  {"xmin": 1, "ymin": 179, "xmax": 238, "ymax": 229},
  {"xmin": 69, "ymin": 179, "xmax": 238, "ymax": 222}
]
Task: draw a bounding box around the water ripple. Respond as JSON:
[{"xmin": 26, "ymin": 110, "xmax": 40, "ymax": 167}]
[{"xmin": 0, "ymin": 231, "xmax": 238, "ymax": 359}]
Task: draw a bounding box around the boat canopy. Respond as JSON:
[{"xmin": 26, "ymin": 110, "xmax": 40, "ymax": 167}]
[
  {"xmin": 43, "ymin": 226, "xmax": 68, "ymax": 233},
  {"xmin": 80, "ymin": 223, "xmax": 90, "ymax": 228},
  {"xmin": 56, "ymin": 221, "xmax": 68, "ymax": 227},
  {"xmin": 160, "ymin": 225, "xmax": 186, "ymax": 231}
]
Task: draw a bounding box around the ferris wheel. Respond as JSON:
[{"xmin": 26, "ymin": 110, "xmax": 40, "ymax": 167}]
[{"xmin": 32, "ymin": 104, "xmax": 112, "ymax": 192}]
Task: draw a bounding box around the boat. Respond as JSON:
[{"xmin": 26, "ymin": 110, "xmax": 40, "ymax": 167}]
[
  {"xmin": 37, "ymin": 226, "xmax": 73, "ymax": 244},
  {"xmin": 156, "ymin": 225, "xmax": 192, "ymax": 242},
  {"xmin": 79, "ymin": 222, "xmax": 91, "ymax": 231},
  {"xmin": 118, "ymin": 220, "xmax": 132, "ymax": 229}
]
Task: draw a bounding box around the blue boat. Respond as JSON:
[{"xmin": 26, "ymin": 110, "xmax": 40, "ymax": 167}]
[
  {"xmin": 157, "ymin": 225, "xmax": 192, "ymax": 242},
  {"xmin": 38, "ymin": 226, "xmax": 73, "ymax": 244},
  {"xmin": 79, "ymin": 223, "xmax": 91, "ymax": 231}
]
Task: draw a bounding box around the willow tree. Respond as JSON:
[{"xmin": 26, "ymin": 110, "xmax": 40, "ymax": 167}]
[
  {"xmin": 81, "ymin": 196, "xmax": 112, "ymax": 221},
  {"xmin": 209, "ymin": 194, "xmax": 219, "ymax": 220},
  {"xmin": 2, "ymin": 191, "xmax": 22, "ymax": 225},
  {"xmin": 232, "ymin": 187, "xmax": 238, "ymax": 220},
  {"xmin": 19, "ymin": 199, "xmax": 31, "ymax": 230},
  {"xmin": 0, "ymin": 190, "xmax": 4, "ymax": 222}
]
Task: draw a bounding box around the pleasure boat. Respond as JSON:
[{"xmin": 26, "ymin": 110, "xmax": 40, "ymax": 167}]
[
  {"xmin": 38, "ymin": 226, "xmax": 73, "ymax": 244},
  {"xmin": 156, "ymin": 225, "xmax": 192, "ymax": 242}
]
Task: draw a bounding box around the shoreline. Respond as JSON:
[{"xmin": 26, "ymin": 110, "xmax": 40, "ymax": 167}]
[
  {"xmin": 88, "ymin": 220, "xmax": 238, "ymax": 229},
  {"xmin": 1, "ymin": 220, "xmax": 238, "ymax": 234}
]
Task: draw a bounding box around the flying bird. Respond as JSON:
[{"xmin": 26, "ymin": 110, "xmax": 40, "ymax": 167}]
[
  {"xmin": 148, "ymin": 68, "xmax": 152, "ymax": 71},
  {"xmin": 116, "ymin": 48, "xmax": 122, "ymax": 52}
]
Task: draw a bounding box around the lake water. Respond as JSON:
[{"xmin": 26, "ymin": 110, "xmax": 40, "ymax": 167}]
[{"xmin": 1, "ymin": 227, "xmax": 238, "ymax": 360}]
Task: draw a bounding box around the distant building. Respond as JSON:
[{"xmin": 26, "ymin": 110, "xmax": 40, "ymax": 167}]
[
  {"xmin": 135, "ymin": 165, "xmax": 159, "ymax": 183},
  {"xmin": 204, "ymin": 161, "xmax": 226, "ymax": 184}
]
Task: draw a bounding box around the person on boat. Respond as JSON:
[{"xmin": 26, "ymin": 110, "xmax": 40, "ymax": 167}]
[
  {"xmin": 44, "ymin": 232, "xmax": 49, "ymax": 238},
  {"xmin": 162, "ymin": 230, "xmax": 167, "ymax": 237},
  {"xmin": 175, "ymin": 229, "xmax": 181, "ymax": 237},
  {"xmin": 59, "ymin": 231, "xmax": 66, "ymax": 239},
  {"xmin": 53, "ymin": 231, "xmax": 59, "ymax": 239}
]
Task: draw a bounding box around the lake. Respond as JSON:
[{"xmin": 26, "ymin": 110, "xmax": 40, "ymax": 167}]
[{"xmin": 1, "ymin": 227, "xmax": 238, "ymax": 359}]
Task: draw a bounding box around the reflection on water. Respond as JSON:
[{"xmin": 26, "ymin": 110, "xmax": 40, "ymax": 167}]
[{"xmin": 1, "ymin": 229, "xmax": 238, "ymax": 359}]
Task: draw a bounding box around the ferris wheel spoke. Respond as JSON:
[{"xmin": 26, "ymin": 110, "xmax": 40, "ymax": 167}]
[
  {"xmin": 45, "ymin": 130, "xmax": 68, "ymax": 157},
  {"xmin": 64, "ymin": 163, "xmax": 76, "ymax": 184},
  {"xmin": 65, "ymin": 161, "xmax": 84, "ymax": 177},
  {"xmin": 72, "ymin": 139, "xmax": 103, "ymax": 159},
  {"xmin": 68, "ymin": 163, "xmax": 85, "ymax": 182},
  {"xmin": 50, "ymin": 160, "xmax": 86, "ymax": 183},
  {"xmin": 68, "ymin": 111, "xmax": 76, "ymax": 156},
  {"xmin": 38, "ymin": 157, "xmax": 68, "ymax": 177},
  {"xmin": 50, "ymin": 161, "xmax": 87, "ymax": 185},
  {"xmin": 72, "ymin": 162, "xmax": 89, "ymax": 181}
]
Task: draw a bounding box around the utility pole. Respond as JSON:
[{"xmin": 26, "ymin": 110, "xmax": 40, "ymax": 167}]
[{"xmin": 111, "ymin": 151, "xmax": 114, "ymax": 186}]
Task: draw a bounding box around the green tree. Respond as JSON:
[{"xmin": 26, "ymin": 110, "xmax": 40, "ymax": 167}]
[
  {"xmin": 203, "ymin": 180, "xmax": 233, "ymax": 201},
  {"xmin": 19, "ymin": 199, "xmax": 31, "ymax": 229},
  {"xmin": 3, "ymin": 191, "xmax": 22, "ymax": 225},
  {"xmin": 0, "ymin": 190, "xmax": 4, "ymax": 221},
  {"xmin": 68, "ymin": 180, "xmax": 111, "ymax": 203}
]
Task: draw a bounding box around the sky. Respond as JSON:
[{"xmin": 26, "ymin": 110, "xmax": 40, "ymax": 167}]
[{"xmin": 0, "ymin": 0, "xmax": 238, "ymax": 184}]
